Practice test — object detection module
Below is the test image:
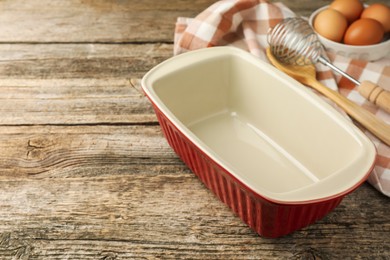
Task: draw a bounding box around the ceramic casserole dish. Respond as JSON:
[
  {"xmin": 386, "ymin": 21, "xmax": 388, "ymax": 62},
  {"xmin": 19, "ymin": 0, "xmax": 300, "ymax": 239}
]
[{"xmin": 141, "ymin": 47, "xmax": 376, "ymax": 238}]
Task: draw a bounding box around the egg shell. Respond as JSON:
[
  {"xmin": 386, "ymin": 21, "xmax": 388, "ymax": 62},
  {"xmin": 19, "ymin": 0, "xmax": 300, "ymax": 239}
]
[
  {"xmin": 314, "ymin": 9, "xmax": 348, "ymax": 43},
  {"xmin": 344, "ymin": 18, "xmax": 384, "ymax": 45},
  {"xmin": 330, "ymin": 0, "xmax": 364, "ymax": 24},
  {"xmin": 361, "ymin": 3, "xmax": 390, "ymax": 32}
]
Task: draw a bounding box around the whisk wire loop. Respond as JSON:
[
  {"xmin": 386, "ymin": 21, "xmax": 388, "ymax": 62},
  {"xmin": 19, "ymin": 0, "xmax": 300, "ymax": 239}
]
[
  {"xmin": 267, "ymin": 17, "xmax": 361, "ymax": 86},
  {"xmin": 268, "ymin": 17, "xmax": 323, "ymax": 66}
]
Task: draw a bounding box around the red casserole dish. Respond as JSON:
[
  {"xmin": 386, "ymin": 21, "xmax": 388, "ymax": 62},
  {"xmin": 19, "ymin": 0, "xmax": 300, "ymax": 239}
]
[{"xmin": 141, "ymin": 47, "xmax": 376, "ymax": 238}]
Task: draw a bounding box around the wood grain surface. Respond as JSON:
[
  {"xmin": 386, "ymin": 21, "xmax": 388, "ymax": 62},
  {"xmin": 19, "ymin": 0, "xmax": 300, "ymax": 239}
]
[{"xmin": 0, "ymin": 0, "xmax": 389, "ymax": 259}]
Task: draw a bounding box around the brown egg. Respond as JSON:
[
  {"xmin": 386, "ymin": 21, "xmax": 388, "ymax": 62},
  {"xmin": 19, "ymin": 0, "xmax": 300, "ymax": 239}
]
[
  {"xmin": 330, "ymin": 0, "xmax": 364, "ymax": 23},
  {"xmin": 344, "ymin": 18, "xmax": 384, "ymax": 45},
  {"xmin": 361, "ymin": 3, "xmax": 390, "ymax": 32},
  {"xmin": 314, "ymin": 9, "xmax": 348, "ymax": 42}
]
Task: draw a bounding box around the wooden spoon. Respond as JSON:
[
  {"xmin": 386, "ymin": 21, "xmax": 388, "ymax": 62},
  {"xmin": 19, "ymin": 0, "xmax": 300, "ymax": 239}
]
[{"xmin": 266, "ymin": 48, "xmax": 390, "ymax": 146}]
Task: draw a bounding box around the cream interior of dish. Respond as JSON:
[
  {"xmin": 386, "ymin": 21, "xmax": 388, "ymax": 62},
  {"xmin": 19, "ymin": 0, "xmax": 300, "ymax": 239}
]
[{"xmin": 151, "ymin": 54, "xmax": 368, "ymax": 196}]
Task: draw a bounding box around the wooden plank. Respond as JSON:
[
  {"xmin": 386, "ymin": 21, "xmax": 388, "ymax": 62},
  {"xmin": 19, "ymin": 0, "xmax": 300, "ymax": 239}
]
[
  {"xmin": 0, "ymin": 78, "xmax": 156, "ymax": 125},
  {"xmin": 0, "ymin": 125, "xmax": 181, "ymax": 176},
  {"xmin": 0, "ymin": 0, "xmax": 387, "ymax": 43},
  {"xmin": 0, "ymin": 171, "xmax": 388, "ymax": 258},
  {"xmin": 0, "ymin": 0, "xmax": 218, "ymax": 43},
  {"xmin": 0, "ymin": 44, "xmax": 170, "ymax": 125},
  {"xmin": 0, "ymin": 43, "xmax": 172, "ymax": 79}
]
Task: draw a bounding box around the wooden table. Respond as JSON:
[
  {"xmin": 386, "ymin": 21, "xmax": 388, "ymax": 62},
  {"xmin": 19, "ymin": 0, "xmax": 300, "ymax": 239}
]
[{"xmin": 0, "ymin": 0, "xmax": 389, "ymax": 259}]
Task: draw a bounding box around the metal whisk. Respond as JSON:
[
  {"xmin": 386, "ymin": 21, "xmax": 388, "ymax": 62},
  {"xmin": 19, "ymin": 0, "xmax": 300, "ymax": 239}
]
[{"xmin": 267, "ymin": 17, "xmax": 360, "ymax": 86}]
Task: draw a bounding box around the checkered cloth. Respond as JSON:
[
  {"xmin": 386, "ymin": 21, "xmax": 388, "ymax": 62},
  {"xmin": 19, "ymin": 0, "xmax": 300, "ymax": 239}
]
[{"xmin": 174, "ymin": 0, "xmax": 390, "ymax": 197}]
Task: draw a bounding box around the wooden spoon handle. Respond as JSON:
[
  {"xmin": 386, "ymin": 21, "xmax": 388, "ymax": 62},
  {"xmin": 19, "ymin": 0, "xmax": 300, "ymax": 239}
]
[
  {"xmin": 358, "ymin": 81, "xmax": 390, "ymax": 114},
  {"xmin": 308, "ymin": 79, "xmax": 390, "ymax": 146}
]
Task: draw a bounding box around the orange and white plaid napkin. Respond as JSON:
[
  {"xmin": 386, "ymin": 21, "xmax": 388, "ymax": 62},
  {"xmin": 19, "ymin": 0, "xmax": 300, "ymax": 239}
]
[{"xmin": 174, "ymin": 0, "xmax": 390, "ymax": 197}]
